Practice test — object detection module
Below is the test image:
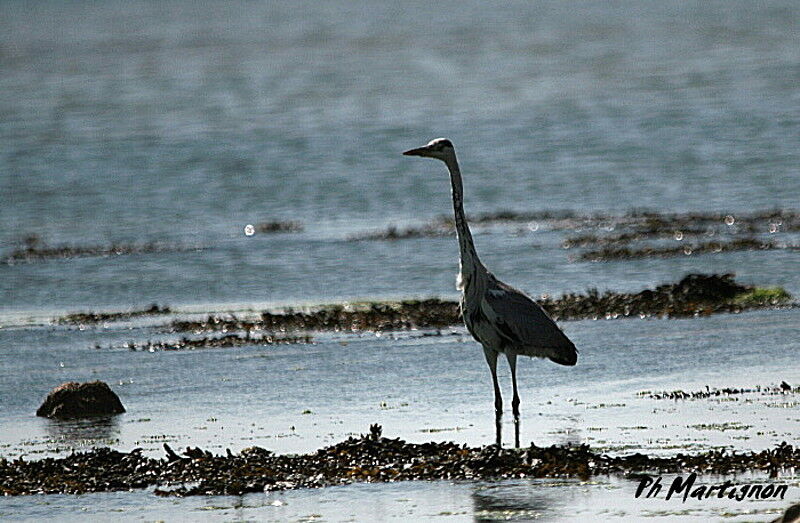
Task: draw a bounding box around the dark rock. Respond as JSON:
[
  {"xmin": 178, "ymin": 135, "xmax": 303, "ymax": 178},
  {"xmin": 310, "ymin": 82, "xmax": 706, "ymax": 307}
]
[
  {"xmin": 773, "ymin": 503, "xmax": 800, "ymax": 523},
  {"xmin": 36, "ymin": 381, "xmax": 125, "ymax": 419}
]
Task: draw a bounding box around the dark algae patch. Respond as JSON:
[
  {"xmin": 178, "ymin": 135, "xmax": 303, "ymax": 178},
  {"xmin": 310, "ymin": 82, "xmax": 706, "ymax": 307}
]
[
  {"xmin": 640, "ymin": 382, "xmax": 799, "ymax": 400},
  {"xmin": 170, "ymin": 274, "xmax": 793, "ymax": 334},
  {"xmin": 255, "ymin": 220, "xmax": 304, "ymax": 233},
  {"xmin": 51, "ymin": 275, "xmax": 790, "ymax": 333},
  {"xmin": 734, "ymin": 287, "xmax": 793, "ymax": 307},
  {"xmin": 102, "ymin": 333, "xmax": 313, "ymax": 351},
  {"xmin": 350, "ymin": 209, "xmax": 800, "ymax": 262},
  {"xmin": 563, "ymin": 229, "xmax": 709, "ymax": 248},
  {"xmin": 579, "ymin": 238, "xmax": 791, "ymax": 261},
  {"xmin": 350, "ymin": 209, "xmax": 800, "ymax": 241},
  {"xmin": 1, "ymin": 425, "xmax": 797, "ymax": 497},
  {"xmin": 172, "ymin": 299, "xmax": 460, "ymax": 334},
  {"xmin": 3, "ymin": 235, "xmax": 199, "ymax": 264},
  {"xmin": 349, "ymin": 222, "xmax": 453, "ymax": 241},
  {"xmin": 558, "ymin": 210, "xmax": 800, "ymax": 260},
  {"xmin": 57, "ymin": 304, "xmax": 172, "ymax": 325},
  {"xmin": 537, "ymin": 273, "xmax": 758, "ymax": 320}
]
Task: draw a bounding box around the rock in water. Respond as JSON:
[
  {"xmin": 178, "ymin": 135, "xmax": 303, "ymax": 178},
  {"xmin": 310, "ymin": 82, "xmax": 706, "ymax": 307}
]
[
  {"xmin": 772, "ymin": 503, "xmax": 800, "ymax": 523},
  {"xmin": 36, "ymin": 381, "xmax": 125, "ymax": 419}
]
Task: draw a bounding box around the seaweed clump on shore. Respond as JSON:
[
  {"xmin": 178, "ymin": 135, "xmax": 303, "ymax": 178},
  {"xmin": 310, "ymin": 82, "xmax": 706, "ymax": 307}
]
[
  {"xmin": 57, "ymin": 304, "xmax": 172, "ymax": 325},
  {"xmin": 1, "ymin": 425, "xmax": 798, "ymax": 497},
  {"xmin": 639, "ymin": 381, "xmax": 798, "ymax": 400},
  {"xmin": 260, "ymin": 299, "xmax": 459, "ymax": 332},
  {"xmin": 169, "ymin": 274, "xmax": 792, "ymax": 334},
  {"xmin": 105, "ymin": 333, "xmax": 312, "ymax": 351},
  {"xmin": 172, "ymin": 299, "xmax": 460, "ymax": 334},
  {"xmin": 540, "ymin": 273, "xmax": 790, "ymax": 320}
]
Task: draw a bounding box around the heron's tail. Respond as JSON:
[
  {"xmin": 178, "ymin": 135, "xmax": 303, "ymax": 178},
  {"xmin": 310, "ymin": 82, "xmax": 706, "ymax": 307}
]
[{"xmin": 548, "ymin": 341, "xmax": 578, "ymax": 366}]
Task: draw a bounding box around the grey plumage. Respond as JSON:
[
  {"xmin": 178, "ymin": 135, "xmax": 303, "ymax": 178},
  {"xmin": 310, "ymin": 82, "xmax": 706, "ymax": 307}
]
[
  {"xmin": 482, "ymin": 276, "xmax": 577, "ymax": 365},
  {"xmin": 403, "ymin": 138, "xmax": 577, "ymax": 447}
]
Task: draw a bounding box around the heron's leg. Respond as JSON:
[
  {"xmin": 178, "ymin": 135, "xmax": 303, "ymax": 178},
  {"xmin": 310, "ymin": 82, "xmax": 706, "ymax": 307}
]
[
  {"xmin": 507, "ymin": 352, "xmax": 521, "ymax": 448},
  {"xmin": 483, "ymin": 346, "xmax": 502, "ymax": 446}
]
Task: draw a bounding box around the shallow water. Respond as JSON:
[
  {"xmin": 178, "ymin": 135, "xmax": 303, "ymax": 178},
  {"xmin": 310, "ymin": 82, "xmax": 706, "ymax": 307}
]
[
  {"xmin": 2, "ymin": 474, "xmax": 797, "ymax": 522},
  {"xmin": 3, "ymin": 0, "xmax": 800, "ymax": 311},
  {"xmin": 2, "ymin": 0, "xmax": 800, "ymax": 520},
  {"xmin": 2, "ymin": 309, "xmax": 800, "ymax": 460},
  {"xmin": 2, "ymin": 309, "xmax": 799, "ymax": 520}
]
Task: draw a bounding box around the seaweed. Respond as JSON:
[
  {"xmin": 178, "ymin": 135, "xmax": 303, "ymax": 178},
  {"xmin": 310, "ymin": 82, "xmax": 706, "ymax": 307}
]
[
  {"xmin": 579, "ymin": 238, "xmax": 789, "ymax": 261},
  {"xmin": 57, "ymin": 304, "xmax": 172, "ymax": 325},
  {"xmin": 639, "ymin": 382, "xmax": 797, "ymax": 400},
  {"xmin": 3, "ymin": 235, "xmax": 199, "ymax": 264},
  {"xmin": 170, "ymin": 274, "xmax": 793, "ymax": 334},
  {"xmin": 102, "ymin": 333, "xmax": 312, "ymax": 351},
  {"xmin": 1, "ymin": 425, "xmax": 796, "ymax": 497},
  {"xmin": 255, "ymin": 221, "xmax": 304, "ymax": 233}
]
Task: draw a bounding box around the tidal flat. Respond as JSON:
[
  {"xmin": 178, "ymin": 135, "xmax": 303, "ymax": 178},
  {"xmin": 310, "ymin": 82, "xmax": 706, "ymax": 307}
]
[
  {"xmin": 2, "ymin": 306, "xmax": 799, "ymax": 521},
  {"xmin": 4, "ymin": 0, "xmax": 800, "ymax": 519},
  {"xmin": 3, "ymin": 276, "xmax": 798, "ymax": 520},
  {"xmin": 2, "ymin": 424, "xmax": 798, "ymax": 497}
]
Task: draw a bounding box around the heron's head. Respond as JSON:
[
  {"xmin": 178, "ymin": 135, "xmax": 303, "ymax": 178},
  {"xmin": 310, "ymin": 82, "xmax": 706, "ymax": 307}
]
[{"xmin": 402, "ymin": 138, "xmax": 454, "ymax": 162}]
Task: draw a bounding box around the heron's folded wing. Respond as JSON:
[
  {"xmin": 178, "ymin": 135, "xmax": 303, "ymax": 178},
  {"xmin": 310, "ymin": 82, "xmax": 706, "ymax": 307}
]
[{"xmin": 483, "ymin": 281, "xmax": 577, "ymax": 365}]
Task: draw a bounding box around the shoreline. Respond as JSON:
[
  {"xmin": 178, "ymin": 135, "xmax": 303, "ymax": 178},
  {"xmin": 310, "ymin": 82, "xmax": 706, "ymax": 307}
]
[
  {"xmin": 50, "ymin": 273, "xmax": 792, "ymax": 330},
  {"xmin": 2, "ymin": 425, "xmax": 797, "ymax": 498}
]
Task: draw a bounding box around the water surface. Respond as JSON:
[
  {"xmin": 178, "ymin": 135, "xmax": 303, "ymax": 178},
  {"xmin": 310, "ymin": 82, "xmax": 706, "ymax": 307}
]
[{"xmin": 2, "ymin": 0, "xmax": 799, "ymax": 520}]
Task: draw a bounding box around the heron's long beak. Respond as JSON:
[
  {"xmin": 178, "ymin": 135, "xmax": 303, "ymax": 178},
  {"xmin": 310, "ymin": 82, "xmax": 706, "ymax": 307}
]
[{"xmin": 402, "ymin": 146, "xmax": 431, "ymax": 157}]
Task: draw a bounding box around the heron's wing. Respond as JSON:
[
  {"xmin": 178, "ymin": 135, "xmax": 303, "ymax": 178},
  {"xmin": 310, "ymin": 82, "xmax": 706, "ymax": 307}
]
[{"xmin": 483, "ymin": 277, "xmax": 577, "ymax": 366}]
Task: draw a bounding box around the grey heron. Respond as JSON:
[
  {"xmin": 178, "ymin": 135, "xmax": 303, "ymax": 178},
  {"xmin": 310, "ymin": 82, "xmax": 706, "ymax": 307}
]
[{"xmin": 403, "ymin": 138, "xmax": 578, "ymax": 447}]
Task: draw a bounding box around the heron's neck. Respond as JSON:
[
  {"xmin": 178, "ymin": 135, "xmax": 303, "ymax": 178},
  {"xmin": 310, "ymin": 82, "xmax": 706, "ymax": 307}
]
[{"xmin": 444, "ymin": 155, "xmax": 482, "ymax": 272}]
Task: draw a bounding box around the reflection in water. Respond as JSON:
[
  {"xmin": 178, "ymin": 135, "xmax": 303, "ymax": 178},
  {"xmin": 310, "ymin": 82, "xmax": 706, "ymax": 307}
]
[
  {"xmin": 44, "ymin": 416, "xmax": 122, "ymax": 447},
  {"xmin": 471, "ymin": 480, "xmax": 561, "ymax": 522},
  {"xmin": 556, "ymin": 421, "xmax": 584, "ymax": 448}
]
